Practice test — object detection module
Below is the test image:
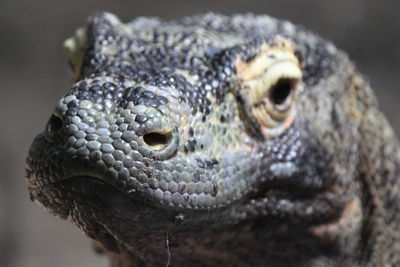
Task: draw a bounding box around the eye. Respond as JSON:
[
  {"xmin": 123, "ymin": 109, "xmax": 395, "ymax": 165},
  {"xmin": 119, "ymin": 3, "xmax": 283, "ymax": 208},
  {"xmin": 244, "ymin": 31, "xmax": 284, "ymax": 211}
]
[
  {"xmin": 143, "ymin": 132, "xmax": 172, "ymax": 150},
  {"xmin": 235, "ymin": 38, "xmax": 302, "ymax": 137},
  {"xmin": 269, "ymin": 78, "xmax": 297, "ymax": 105},
  {"xmin": 45, "ymin": 114, "xmax": 64, "ymax": 141}
]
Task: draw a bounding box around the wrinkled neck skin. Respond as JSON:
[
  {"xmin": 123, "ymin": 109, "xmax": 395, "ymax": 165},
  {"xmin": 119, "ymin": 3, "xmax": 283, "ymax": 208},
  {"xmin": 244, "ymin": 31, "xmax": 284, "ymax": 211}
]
[{"xmin": 104, "ymin": 224, "xmax": 359, "ymax": 267}]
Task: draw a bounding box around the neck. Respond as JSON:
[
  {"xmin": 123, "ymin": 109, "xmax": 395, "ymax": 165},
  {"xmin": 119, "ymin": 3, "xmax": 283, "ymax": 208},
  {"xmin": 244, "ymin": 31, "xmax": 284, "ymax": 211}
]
[{"xmin": 103, "ymin": 220, "xmax": 360, "ymax": 267}]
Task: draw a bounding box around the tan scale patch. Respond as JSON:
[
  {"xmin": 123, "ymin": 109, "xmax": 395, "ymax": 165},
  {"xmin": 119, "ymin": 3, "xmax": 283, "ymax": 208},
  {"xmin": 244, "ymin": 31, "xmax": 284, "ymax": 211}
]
[
  {"xmin": 311, "ymin": 197, "xmax": 363, "ymax": 247},
  {"xmin": 348, "ymin": 74, "xmax": 364, "ymax": 123},
  {"xmin": 63, "ymin": 27, "xmax": 88, "ymax": 78}
]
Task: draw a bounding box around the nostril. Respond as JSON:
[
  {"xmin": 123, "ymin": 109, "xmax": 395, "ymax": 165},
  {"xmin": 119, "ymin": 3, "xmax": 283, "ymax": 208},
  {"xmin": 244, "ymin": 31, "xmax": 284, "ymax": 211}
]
[
  {"xmin": 48, "ymin": 114, "xmax": 63, "ymax": 132},
  {"xmin": 143, "ymin": 132, "xmax": 171, "ymax": 149},
  {"xmin": 45, "ymin": 114, "xmax": 63, "ymax": 140}
]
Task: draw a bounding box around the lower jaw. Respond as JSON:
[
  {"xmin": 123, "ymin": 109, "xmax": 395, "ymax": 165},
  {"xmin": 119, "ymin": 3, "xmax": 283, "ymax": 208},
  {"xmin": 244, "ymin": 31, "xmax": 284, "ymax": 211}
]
[{"xmin": 35, "ymin": 176, "xmax": 357, "ymax": 262}]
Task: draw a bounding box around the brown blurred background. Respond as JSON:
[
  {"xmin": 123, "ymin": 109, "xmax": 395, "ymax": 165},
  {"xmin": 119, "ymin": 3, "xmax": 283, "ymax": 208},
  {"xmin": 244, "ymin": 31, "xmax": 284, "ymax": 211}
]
[{"xmin": 0, "ymin": 0, "xmax": 398, "ymax": 266}]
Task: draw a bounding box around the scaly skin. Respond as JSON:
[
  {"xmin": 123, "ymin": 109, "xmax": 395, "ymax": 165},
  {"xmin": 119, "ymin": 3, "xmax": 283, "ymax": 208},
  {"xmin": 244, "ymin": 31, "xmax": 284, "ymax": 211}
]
[{"xmin": 26, "ymin": 13, "xmax": 400, "ymax": 266}]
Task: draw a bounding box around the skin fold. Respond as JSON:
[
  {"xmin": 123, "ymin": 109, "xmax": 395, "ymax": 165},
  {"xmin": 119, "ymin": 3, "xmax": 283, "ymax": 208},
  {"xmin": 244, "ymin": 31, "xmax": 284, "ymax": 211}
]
[{"xmin": 26, "ymin": 12, "xmax": 400, "ymax": 266}]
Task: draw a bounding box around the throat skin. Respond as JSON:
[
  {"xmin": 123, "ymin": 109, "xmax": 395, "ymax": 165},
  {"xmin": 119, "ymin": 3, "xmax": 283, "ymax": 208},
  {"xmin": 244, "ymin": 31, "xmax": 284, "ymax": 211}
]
[{"xmin": 99, "ymin": 212, "xmax": 364, "ymax": 267}]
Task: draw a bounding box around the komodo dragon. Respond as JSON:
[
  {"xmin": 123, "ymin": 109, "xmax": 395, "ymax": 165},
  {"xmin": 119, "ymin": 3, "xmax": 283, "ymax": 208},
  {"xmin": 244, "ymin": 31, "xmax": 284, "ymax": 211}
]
[{"xmin": 26, "ymin": 12, "xmax": 400, "ymax": 266}]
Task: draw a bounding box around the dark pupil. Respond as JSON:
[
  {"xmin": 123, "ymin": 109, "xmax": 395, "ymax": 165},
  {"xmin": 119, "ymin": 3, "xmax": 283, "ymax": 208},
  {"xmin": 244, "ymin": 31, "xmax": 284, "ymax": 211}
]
[
  {"xmin": 143, "ymin": 132, "xmax": 170, "ymax": 147},
  {"xmin": 269, "ymin": 78, "xmax": 296, "ymax": 105}
]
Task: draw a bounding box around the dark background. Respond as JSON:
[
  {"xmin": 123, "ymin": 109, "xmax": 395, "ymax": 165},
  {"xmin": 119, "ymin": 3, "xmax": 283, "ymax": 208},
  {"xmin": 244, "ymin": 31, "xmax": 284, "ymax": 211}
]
[{"xmin": 0, "ymin": 0, "xmax": 398, "ymax": 266}]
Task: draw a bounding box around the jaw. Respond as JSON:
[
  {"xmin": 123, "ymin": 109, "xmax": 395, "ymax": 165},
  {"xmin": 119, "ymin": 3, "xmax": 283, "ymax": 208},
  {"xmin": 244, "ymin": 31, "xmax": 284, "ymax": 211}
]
[
  {"xmin": 30, "ymin": 172, "xmax": 353, "ymax": 234},
  {"xmin": 27, "ymin": 124, "xmax": 359, "ymax": 265},
  {"xmin": 29, "ymin": 166, "xmax": 350, "ymax": 223},
  {"xmin": 27, "ymin": 154, "xmax": 360, "ymax": 267},
  {"xmin": 68, "ymin": 179, "xmax": 357, "ymax": 267}
]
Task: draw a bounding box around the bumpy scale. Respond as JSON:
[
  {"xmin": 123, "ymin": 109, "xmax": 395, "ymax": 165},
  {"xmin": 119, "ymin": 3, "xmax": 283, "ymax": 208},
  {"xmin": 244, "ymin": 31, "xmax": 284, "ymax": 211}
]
[{"xmin": 26, "ymin": 12, "xmax": 400, "ymax": 266}]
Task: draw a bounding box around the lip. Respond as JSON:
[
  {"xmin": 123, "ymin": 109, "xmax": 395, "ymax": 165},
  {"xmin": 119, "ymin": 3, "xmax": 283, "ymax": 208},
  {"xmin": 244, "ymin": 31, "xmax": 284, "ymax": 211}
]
[
  {"xmin": 58, "ymin": 172, "xmax": 338, "ymax": 210},
  {"xmin": 28, "ymin": 170, "xmax": 346, "ymax": 228}
]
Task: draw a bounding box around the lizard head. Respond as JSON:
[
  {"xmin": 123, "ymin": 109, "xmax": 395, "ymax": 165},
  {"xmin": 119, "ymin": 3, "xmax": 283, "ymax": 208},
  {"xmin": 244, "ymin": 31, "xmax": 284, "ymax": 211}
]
[{"xmin": 27, "ymin": 13, "xmax": 362, "ymax": 263}]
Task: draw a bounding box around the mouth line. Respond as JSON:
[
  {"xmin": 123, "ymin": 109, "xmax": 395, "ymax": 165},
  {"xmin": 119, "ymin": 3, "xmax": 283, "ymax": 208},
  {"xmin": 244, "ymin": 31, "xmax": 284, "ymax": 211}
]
[
  {"xmin": 57, "ymin": 171, "xmax": 336, "ymax": 197},
  {"xmin": 59, "ymin": 174, "xmax": 124, "ymax": 190},
  {"xmin": 242, "ymin": 192, "xmax": 346, "ymax": 226},
  {"xmin": 239, "ymin": 180, "xmax": 346, "ymax": 225},
  {"xmin": 55, "ymin": 173, "xmax": 337, "ymax": 215},
  {"xmin": 30, "ymin": 173, "xmax": 346, "ymax": 226},
  {"xmin": 244, "ymin": 170, "xmax": 337, "ymax": 200},
  {"xmin": 247, "ymin": 178, "xmax": 335, "ymax": 199},
  {"xmin": 57, "ymin": 172, "xmax": 334, "ymax": 193},
  {"xmin": 36, "ymin": 166, "xmax": 341, "ymax": 216}
]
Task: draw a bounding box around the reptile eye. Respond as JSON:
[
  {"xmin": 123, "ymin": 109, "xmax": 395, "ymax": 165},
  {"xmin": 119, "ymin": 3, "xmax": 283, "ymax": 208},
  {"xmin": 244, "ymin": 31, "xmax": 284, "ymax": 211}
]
[
  {"xmin": 143, "ymin": 132, "xmax": 172, "ymax": 150},
  {"xmin": 235, "ymin": 37, "xmax": 302, "ymax": 137},
  {"xmin": 45, "ymin": 114, "xmax": 64, "ymax": 141},
  {"xmin": 269, "ymin": 78, "xmax": 297, "ymax": 105}
]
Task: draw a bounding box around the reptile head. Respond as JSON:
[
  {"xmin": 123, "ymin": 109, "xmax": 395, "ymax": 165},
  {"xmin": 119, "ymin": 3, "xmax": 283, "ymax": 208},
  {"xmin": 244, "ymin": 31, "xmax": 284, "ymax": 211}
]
[{"xmin": 27, "ymin": 13, "xmax": 362, "ymax": 264}]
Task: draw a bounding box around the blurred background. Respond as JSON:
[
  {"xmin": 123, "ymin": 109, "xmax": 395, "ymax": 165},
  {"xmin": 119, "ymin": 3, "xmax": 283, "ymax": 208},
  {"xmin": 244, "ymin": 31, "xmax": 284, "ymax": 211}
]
[{"xmin": 0, "ymin": 0, "xmax": 398, "ymax": 266}]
